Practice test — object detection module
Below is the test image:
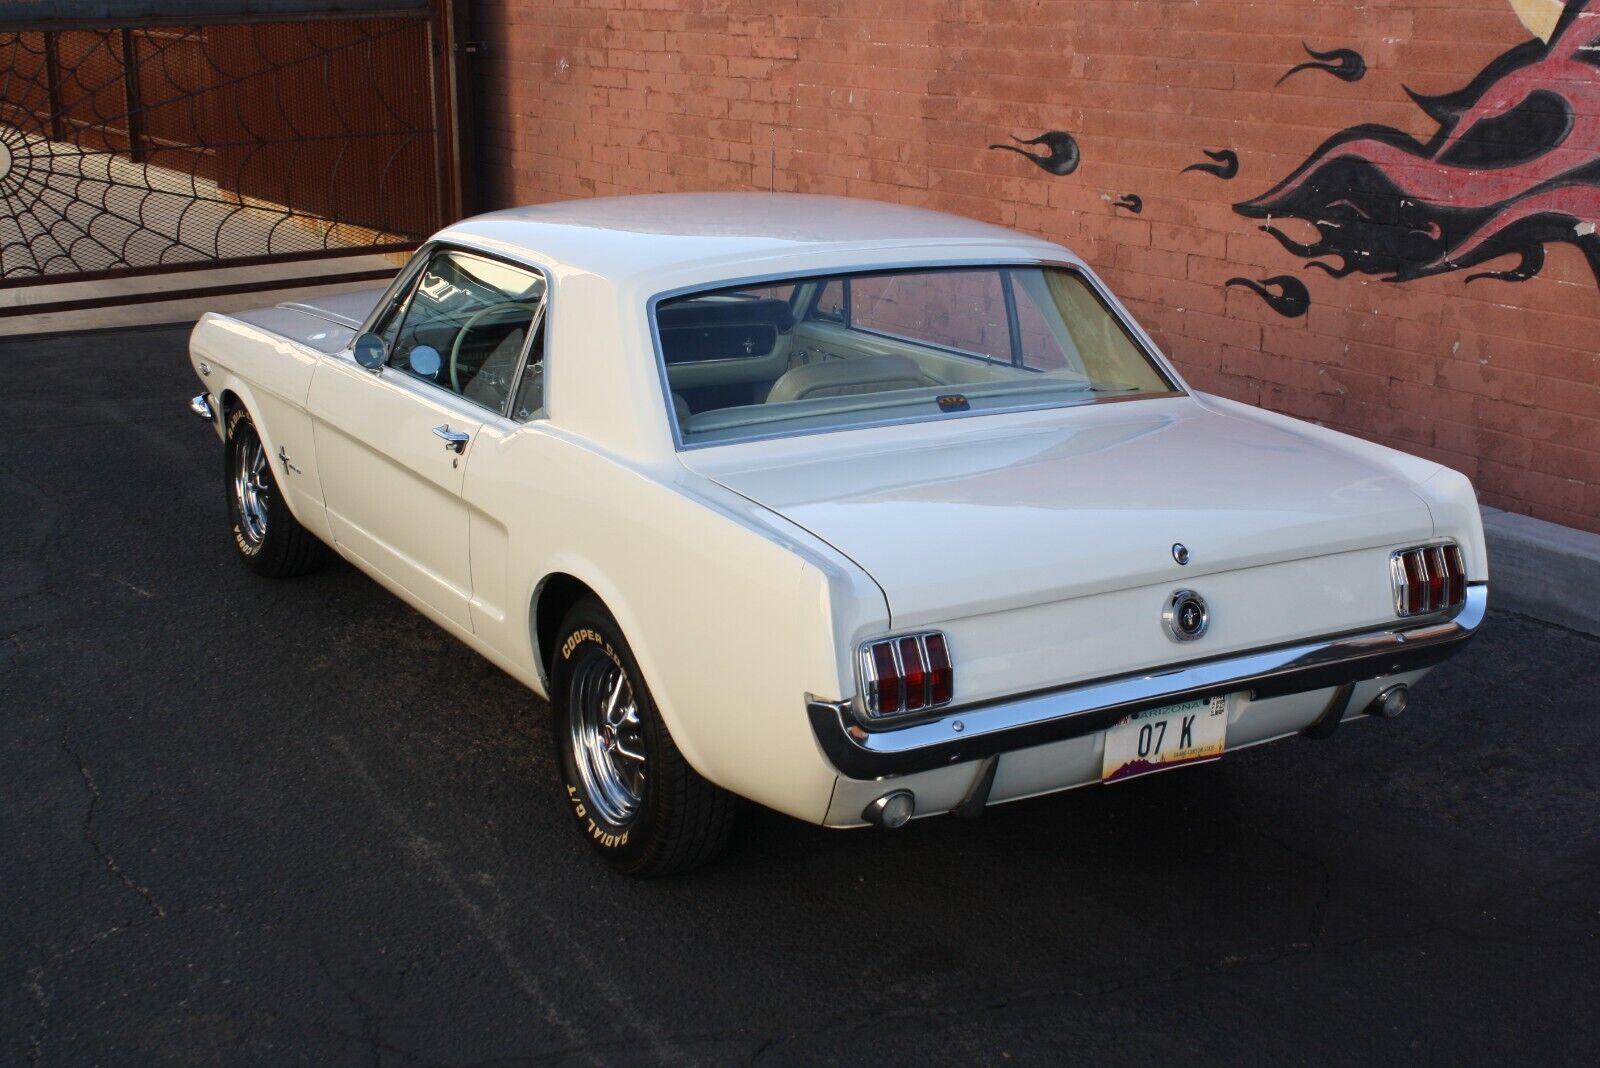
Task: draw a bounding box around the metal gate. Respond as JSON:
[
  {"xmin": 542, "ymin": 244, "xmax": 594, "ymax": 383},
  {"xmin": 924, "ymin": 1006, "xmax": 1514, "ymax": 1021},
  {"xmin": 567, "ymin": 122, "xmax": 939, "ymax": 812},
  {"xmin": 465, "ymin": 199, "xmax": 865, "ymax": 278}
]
[{"xmin": 0, "ymin": 1, "xmax": 461, "ymax": 296}]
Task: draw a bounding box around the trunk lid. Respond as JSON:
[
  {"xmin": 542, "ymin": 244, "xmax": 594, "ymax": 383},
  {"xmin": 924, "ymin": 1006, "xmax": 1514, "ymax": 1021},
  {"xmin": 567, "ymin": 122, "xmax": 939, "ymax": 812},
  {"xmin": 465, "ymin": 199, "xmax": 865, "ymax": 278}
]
[{"xmin": 686, "ymin": 397, "xmax": 1435, "ymax": 626}]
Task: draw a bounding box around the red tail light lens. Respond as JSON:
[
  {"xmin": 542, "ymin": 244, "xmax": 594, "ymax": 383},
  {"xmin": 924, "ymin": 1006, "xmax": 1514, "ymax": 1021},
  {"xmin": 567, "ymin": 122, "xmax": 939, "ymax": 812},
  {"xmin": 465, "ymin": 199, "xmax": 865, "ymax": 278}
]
[
  {"xmin": 870, "ymin": 641, "xmax": 901, "ymax": 715},
  {"xmin": 860, "ymin": 632, "xmax": 954, "ymax": 720},
  {"xmin": 1426, "ymin": 547, "xmax": 1447, "ymax": 609},
  {"xmin": 1404, "ymin": 551, "xmax": 1427, "ymax": 611},
  {"xmin": 897, "ymin": 637, "xmax": 927, "ymax": 711},
  {"xmin": 925, "ymin": 633, "xmax": 953, "ymax": 706},
  {"xmin": 1445, "ymin": 545, "xmax": 1466, "ymax": 606},
  {"xmin": 1391, "ymin": 543, "xmax": 1467, "ymax": 617}
]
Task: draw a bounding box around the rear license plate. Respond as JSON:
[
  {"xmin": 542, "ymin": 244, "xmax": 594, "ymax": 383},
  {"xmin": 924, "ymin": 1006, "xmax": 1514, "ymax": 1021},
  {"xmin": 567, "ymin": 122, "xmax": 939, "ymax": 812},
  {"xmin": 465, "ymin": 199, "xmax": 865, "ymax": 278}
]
[{"xmin": 1101, "ymin": 696, "xmax": 1228, "ymax": 784}]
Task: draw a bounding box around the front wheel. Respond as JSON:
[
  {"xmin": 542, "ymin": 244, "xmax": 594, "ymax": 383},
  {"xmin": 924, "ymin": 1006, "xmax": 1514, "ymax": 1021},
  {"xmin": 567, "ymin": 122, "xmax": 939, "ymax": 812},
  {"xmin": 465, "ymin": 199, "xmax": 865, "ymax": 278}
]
[
  {"xmin": 225, "ymin": 406, "xmax": 327, "ymax": 578},
  {"xmin": 552, "ymin": 599, "xmax": 737, "ymax": 876}
]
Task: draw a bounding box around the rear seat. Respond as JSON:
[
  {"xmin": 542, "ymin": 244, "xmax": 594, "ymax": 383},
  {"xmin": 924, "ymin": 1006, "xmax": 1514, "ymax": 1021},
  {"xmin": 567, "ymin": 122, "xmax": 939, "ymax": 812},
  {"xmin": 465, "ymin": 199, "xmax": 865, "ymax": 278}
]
[{"xmin": 764, "ymin": 353, "xmax": 937, "ymax": 403}]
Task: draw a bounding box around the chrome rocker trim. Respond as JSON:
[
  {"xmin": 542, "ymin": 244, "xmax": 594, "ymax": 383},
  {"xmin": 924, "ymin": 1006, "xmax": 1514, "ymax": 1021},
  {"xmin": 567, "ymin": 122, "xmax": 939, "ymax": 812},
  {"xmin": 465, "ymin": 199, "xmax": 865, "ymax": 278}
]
[{"xmin": 809, "ymin": 583, "xmax": 1486, "ymax": 780}]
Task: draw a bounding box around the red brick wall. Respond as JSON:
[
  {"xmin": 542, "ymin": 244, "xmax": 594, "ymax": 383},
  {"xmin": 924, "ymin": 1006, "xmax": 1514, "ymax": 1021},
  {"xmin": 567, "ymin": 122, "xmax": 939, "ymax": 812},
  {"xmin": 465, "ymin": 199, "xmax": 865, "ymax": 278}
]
[{"xmin": 473, "ymin": 0, "xmax": 1600, "ymax": 533}]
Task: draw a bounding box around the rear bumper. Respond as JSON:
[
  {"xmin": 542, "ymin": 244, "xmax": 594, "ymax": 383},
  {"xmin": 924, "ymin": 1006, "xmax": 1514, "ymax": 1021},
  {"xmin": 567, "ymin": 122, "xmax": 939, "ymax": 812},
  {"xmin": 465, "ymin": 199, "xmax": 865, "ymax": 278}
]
[{"xmin": 808, "ymin": 584, "xmax": 1486, "ymax": 780}]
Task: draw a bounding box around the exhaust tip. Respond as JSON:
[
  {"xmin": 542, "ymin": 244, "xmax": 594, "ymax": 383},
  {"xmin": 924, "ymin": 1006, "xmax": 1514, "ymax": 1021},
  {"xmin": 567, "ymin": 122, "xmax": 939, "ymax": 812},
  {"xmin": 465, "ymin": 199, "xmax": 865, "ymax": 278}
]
[
  {"xmin": 863, "ymin": 790, "xmax": 915, "ymax": 829},
  {"xmin": 1368, "ymin": 684, "xmax": 1409, "ymax": 719}
]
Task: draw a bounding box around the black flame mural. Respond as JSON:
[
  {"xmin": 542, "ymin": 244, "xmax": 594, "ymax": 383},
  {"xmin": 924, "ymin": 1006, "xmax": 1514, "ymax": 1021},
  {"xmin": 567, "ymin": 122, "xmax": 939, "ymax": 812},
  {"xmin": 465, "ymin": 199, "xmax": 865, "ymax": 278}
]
[
  {"xmin": 1183, "ymin": 149, "xmax": 1240, "ymax": 180},
  {"xmin": 988, "ymin": 131, "xmax": 1081, "ymax": 176},
  {"xmin": 1225, "ymin": 276, "xmax": 1312, "ymax": 318},
  {"xmin": 1238, "ymin": 0, "xmax": 1600, "ymax": 292},
  {"xmin": 1275, "ymin": 43, "xmax": 1368, "ymax": 86}
]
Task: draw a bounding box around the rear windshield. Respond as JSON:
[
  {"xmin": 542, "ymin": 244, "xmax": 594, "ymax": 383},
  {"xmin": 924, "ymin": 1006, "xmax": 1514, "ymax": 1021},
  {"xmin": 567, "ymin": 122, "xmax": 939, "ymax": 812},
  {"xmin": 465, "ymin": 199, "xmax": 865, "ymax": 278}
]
[{"xmin": 655, "ymin": 266, "xmax": 1179, "ymax": 446}]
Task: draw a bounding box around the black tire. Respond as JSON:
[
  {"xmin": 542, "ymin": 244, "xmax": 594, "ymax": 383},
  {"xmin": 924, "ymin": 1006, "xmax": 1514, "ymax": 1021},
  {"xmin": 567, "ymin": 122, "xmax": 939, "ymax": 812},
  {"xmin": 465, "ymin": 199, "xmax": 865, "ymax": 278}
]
[
  {"xmin": 225, "ymin": 406, "xmax": 328, "ymax": 578},
  {"xmin": 552, "ymin": 598, "xmax": 737, "ymax": 876}
]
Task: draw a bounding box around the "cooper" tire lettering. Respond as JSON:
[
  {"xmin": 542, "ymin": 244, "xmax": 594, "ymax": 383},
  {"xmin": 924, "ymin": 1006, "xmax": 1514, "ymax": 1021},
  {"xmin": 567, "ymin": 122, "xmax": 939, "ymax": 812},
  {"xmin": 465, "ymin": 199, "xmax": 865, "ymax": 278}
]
[{"xmin": 560, "ymin": 628, "xmax": 604, "ymax": 660}]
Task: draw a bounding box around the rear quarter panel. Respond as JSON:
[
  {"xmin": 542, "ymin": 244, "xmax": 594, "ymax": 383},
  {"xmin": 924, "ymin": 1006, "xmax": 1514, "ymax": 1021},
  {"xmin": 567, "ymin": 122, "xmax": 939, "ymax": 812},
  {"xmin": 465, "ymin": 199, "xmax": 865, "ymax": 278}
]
[{"xmin": 462, "ymin": 423, "xmax": 887, "ymax": 824}]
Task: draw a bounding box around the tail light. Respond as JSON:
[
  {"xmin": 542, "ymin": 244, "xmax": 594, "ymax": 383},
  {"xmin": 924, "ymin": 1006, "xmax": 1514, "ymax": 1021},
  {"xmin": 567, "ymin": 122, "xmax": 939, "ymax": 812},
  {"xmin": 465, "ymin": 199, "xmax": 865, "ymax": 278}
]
[
  {"xmin": 1391, "ymin": 543, "xmax": 1467, "ymax": 617},
  {"xmin": 859, "ymin": 632, "xmax": 954, "ymax": 720}
]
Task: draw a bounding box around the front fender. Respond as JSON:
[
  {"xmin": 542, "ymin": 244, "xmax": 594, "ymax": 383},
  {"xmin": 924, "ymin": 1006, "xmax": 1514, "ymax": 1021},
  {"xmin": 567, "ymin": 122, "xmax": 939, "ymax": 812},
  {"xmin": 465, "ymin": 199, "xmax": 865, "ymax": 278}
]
[{"xmin": 190, "ymin": 313, "xmax": 330, "ymax": 543}]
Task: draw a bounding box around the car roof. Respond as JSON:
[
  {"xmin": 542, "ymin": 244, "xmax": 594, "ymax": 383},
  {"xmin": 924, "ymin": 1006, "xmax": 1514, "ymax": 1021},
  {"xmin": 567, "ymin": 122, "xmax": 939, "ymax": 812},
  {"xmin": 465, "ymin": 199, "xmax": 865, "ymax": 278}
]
[{"xmin": 436, "ymin": 193, "xmax": 1069, "ymax": 284}]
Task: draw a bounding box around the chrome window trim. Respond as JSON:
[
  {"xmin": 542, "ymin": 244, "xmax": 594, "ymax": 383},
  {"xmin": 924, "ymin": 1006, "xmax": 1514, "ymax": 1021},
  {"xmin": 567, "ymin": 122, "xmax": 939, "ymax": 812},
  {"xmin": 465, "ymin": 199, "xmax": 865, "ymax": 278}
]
[
  {"xmin": 673, "ymin": 388, "xmax": 1185, "ymax": 452},
  {"xmin": 353, "ymin": 241, "xmax": 554, "ymax": 424},
  {"xmin": 645, "ymin": 258, "xmax": 1187, "ymax": 452},
  {"xmin": 355, "ymin": 241, "xmax": 437, "ymax": 338},
  {"xmin": 810, "ymin": 584, "xmax": 1487, "ymax": 780},
  {"xmin": 503, "ymin": 299, "xmax": 550, "ymax": 422}
]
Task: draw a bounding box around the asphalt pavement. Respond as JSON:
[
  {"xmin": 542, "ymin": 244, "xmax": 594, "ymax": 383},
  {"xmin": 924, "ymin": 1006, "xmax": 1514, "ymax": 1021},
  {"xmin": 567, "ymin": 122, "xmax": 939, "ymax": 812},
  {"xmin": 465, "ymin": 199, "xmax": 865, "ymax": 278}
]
[{"xmin": 2, "ymin": 323, "xmax": 1597, "ymax": 1065}]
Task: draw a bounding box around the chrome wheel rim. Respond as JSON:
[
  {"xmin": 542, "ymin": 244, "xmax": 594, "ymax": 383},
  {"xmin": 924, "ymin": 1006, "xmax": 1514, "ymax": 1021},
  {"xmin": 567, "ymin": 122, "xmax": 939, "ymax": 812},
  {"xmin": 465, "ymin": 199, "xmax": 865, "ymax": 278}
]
[
  {"xmin": 568, "ymin": 652, "xmax": 646, "ymax": 826},
  {"xmin": 234, "ymin": 433, "xmax": 269, "ymax": 544}
]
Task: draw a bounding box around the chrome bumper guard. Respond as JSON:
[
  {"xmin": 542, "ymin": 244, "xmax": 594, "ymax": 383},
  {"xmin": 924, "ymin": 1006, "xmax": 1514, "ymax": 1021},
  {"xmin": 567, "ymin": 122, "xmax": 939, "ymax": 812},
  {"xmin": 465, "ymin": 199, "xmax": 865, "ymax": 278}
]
[
  {"xmin": 809, "ymin": 584, "xmax": 1486, "ymax": 780},
  {"xmin": 190, "ymin": 393, "xmax": 216, "ymax": 422}
]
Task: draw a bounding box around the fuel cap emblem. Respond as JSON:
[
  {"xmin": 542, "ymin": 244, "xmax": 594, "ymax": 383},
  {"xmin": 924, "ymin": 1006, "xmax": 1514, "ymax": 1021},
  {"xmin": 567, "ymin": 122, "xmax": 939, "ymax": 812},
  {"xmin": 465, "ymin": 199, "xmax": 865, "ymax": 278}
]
[{"xmin": 1163, "ymin": 589, "xmax": 1209, "ymax": 642}]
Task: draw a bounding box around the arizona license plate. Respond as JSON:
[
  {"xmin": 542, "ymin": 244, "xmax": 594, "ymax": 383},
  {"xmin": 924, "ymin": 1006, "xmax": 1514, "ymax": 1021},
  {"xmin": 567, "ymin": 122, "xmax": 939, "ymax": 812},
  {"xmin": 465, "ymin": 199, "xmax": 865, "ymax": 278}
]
[{"xmin": 1101, "ymin": 696, "xmax": 1228, "ymax": 783}]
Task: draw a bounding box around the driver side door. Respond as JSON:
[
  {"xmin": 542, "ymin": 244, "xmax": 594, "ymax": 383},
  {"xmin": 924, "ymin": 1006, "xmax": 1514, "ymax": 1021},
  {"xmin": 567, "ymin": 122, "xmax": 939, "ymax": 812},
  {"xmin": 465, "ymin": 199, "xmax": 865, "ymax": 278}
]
[{"xmin": 307, "ymin": 246, "xmax": 546, "ymax": 632}]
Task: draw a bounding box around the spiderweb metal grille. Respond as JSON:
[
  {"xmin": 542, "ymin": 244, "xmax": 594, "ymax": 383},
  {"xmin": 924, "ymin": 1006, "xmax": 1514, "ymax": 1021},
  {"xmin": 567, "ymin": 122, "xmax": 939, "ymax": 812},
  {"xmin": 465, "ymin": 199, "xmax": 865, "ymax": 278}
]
[{"xmin": 0, "ymin": 16, "xmax": 444, "ymax": 283}]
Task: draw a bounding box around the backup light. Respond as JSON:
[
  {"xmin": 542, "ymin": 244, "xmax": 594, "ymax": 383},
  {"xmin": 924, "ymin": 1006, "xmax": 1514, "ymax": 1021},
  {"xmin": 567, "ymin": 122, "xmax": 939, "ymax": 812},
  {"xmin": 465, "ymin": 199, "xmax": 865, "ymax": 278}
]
[
  {"xmin": 859, "ymin": 631, "xmax": 954, "ymax": 720},
  {"xmin": 1370, "ymin": 685, "xmax": 1410, "ymax": 719},
  {"xmin": 863, "ymin": 790, "xmax": 916, "ymax": 829},
  {"xmin": 1391, "ymin": 543, "xmax": 1467, "ymax": 617}
]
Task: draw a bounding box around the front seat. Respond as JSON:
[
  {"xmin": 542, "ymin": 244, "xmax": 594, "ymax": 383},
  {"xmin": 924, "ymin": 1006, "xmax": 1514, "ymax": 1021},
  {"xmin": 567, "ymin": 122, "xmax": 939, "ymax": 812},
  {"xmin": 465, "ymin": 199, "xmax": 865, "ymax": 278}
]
[{"xmin": 765, "ymin": 353, "xmax": 935, "ymax": 404}]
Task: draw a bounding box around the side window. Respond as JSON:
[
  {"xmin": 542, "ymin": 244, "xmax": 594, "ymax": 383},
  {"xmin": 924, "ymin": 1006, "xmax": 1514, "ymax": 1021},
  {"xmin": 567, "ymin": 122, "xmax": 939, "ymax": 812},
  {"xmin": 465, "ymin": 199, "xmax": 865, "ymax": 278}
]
[
  {"xmin": 810, "ymin": 279, "xmax": 848, "ymax": 323},
  {"xmin": 739, "ymin": 283, "xmax": 799, "ymax": 304},
  {"xmin": 849, "ymin": 270, "xmax": 1011, "ymax": 359},
  {"xmin": 1010, "ymin": 273, "xmax": 1074, "ymax": 372},
  {"xmin": 369, "ymin": 248, "xmax": 546, "ymax": 414},
  {"xmin": 509, "ymin": 314, "xmax": 546, "ymax": 421},
  {"xmin": 373, "ymin": 265, "xmax": 422, "ymax": 354}
]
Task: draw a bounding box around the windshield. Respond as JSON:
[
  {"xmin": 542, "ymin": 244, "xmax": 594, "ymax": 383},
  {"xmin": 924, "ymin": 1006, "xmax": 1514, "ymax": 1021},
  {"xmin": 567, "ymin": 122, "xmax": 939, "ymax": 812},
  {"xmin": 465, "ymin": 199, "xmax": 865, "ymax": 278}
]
[{"xmin": 655, "ymin": 266, "xmax": 1179, "ymax": 446}]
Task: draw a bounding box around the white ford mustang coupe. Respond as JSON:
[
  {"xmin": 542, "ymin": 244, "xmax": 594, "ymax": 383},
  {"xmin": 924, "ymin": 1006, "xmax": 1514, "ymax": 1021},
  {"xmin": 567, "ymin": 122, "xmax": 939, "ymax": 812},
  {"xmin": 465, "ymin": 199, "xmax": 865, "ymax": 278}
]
[{"xmin": 189, "ymin": 193, "xmax": 1486, "ymax": 875}]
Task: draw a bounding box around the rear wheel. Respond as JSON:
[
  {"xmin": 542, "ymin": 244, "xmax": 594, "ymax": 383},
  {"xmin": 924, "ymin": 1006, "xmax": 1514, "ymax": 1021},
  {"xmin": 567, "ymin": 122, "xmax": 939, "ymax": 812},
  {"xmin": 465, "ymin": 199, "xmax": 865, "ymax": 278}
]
[
  {"xmin": 225, "ymin": 406, "xmax": 327, "ymax": 578},
  {"xmin": 552, "ymin": 598, "xmax": 737, "ymax": 876}
]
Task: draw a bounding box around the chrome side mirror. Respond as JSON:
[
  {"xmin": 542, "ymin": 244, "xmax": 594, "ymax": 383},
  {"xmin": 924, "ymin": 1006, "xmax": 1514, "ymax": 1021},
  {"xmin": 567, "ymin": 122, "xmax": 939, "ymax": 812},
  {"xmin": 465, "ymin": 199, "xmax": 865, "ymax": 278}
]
[{"xmin": 353, "ymin": 332, "xmax": 386, "ymax": 372}]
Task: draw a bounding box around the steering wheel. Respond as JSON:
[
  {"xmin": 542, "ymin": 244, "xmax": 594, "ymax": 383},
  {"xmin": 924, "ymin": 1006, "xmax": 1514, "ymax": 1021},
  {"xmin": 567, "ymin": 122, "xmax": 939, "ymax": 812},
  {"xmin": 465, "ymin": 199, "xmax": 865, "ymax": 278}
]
[{"xmin": 449, "ymin": 302, "xmax": 540, "ymax": 394}]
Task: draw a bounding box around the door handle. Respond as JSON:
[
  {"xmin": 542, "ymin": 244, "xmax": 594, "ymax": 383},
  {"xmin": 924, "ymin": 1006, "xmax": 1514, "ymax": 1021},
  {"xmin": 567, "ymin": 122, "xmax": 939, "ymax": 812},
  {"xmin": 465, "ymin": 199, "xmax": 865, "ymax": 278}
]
[{"xmin": 432, "ymin": 425, "xmax": 470, "ymax": 454}]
